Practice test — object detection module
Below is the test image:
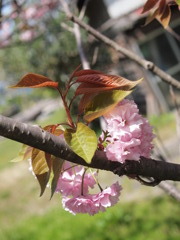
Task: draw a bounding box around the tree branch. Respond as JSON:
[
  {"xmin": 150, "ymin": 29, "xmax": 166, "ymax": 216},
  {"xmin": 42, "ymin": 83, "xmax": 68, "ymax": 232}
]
[
  {"xmin": 60, "ymin": 1, "xmax": 180, "ymax": 90},
  {"xmin": 159, "ymin": 182, "xmax": 180, "ymax": 201},
  {"xmin": 0, "ymin": 114, "xmax": 180, "ymax": 183}
]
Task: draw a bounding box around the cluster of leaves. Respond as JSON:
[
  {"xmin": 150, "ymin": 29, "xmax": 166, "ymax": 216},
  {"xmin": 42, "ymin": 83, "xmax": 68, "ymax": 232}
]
[
  {"xmin": 142, "ymin": 0, "xmax": 180, "ymax": 28},
  {"xmin": 11, "ymin": 67, "xmax": 142, "ymax": 197}
]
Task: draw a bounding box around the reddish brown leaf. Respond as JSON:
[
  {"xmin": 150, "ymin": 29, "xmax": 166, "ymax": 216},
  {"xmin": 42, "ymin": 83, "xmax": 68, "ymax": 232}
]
[
  {"xmin": 158, "ymin": 0, "xmax": 167, "ymax": 14},
  {"xmin": 144, "ymin": 8, "xmax": 159, "ymax": 26},
  {"xmin": 158, "ymin": 4, "xmax": 171, "ymax": 28},
  {"xmin": 75, "ymin": 82, "xmax": 111, "ymax": 95},
  {"xmin": 43, "ymin": 125, "xmax": 64, "ymax": 136},
  {"xmin": 76, "ymin": 74, "xmax": 142, "ymax": 88},
  {"xmin": 10, "ymin": 73, "xmax": 58, "ymax": 89},
  {"xmin": 51, "ymin": 157, "xmax": 64, "ymax": 198},
  {"xmin": 75, "ymin": 78, "xmax": 143, "ymax": 95},
  {"xmin": 36, "ymin": 172, "xmax": 50, "ymax": 197},
  {"xmin": 73, "ymin": 69, "xmax": 103, "ymax": 78},
  {"xmin": 45, "ymin": 152, "xmax": 53, "ymax": 170},
  {"xmin": 76, "ymin": 74, "xmax": 119, "ymax": 86},
  {"xmin": 76, "ymin": 84, "xmax": 119, "ymax": 95},
  {"xmin": 143, "ymin": 0, "xmax": 172, "ymax": 28},
  {"xmin": 141, "ymin": 0, "xmax": 159, "ymax": 13}
]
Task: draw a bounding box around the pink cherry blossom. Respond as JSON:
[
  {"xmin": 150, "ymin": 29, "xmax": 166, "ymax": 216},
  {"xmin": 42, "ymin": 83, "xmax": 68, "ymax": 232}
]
[
  {"xmin": 56, "ymin": 161, "xmax": 96, "ymax": 197},
  {"xmin": 103, "ymin": 99, "xmax": 154, "ymax": 163},
  {"xmin": 62, "ymin": 182, "xmax": 122, "ymax": 215},
  {"xmin": 20, "ymin": 30, "xmax": 36, "ymax": 42},
  {"xmin": 24, "ymin": 7, "xmax": 37, "ymax": 19},
  {"xmin": 0, "ymin": 22, "xmax": 11, "ymax": 40},
  {"xmin": 92, "ymin": 182, "xmax": 122, "ymax": 212},
  {"xmin": 62, "ymin": 195, "xmax": 99, "ymax": 215}
]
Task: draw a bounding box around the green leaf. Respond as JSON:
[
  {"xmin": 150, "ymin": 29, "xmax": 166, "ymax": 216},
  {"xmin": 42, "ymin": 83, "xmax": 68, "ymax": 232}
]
[
  {"xmin": 51, "ymin": 157, "xmax": 64, "ymax": 199},
  {"xmin": 64, "ymin": 123, "xmax": 98, "ymax": 164},
  {"xmin": 31, "ymin": 148, "xmax": 50, "ymax": 196},
  {"xmin": 36, "ymin": 172, "xmax": 50, "ymax": 197},
  {"xmin": 11, "ymin": 145, "xmax": 32, "ymax": 162},
  {"xmin": 176, "ymin": 0, "xmax": 180, "ymax": 6},
  {"xmin": 84, "ymin": 90, "xmax": 132, "ymax": 122},
  {"xmin": 31, "ymin": 149, "xmax": 49, "ymax": 175}
]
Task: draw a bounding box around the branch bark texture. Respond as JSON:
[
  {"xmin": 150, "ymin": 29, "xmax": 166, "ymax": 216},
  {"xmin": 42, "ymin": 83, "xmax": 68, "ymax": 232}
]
[{"xmin": 0, "ymin": 114, "xmax": 180, "ymax": 182}]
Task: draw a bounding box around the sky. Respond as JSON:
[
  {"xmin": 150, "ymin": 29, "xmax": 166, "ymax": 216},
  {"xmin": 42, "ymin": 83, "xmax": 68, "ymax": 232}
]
[{"xmin": 104, "ymin": 0, "xmax": 145, "ymax": 18}]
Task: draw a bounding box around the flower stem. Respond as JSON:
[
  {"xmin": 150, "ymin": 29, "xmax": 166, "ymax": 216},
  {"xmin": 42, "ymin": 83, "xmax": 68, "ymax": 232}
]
[{"xmin": 81, "ymin": 168, "xmax": 88, "ymax": 196}]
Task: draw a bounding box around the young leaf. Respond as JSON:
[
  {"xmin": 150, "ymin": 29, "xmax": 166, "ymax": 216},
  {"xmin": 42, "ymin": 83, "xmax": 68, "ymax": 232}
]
[
  {"xmin": 158, "ymin": 3, "xmax": 171, "ymax": 28},
  {"xmin": 144, "ymin": 8, "xmax": 159, "ymax": 26},
  {"xmin": 73, "ymin": 69, "xmax": 103, "ymax": 78},
  {"xmin": 78, "ymin": 93, "xmax": 96, "ymax": 114},
  {"xmin": 51, "ymin": 157, "xmax": 64, "ymax": 198},
  {"xmin": 64, "ymin": 123, "xmax": 98, "ymax": 164},
  {"xmin": 75, "ymin": 77, "xmax": 142, "ymax": 95},
  {"xmin": 43, "ymin": 125, "xmax": 64, "ymax": 136},
  {"xmin": 36, "ymin": 173, "xmax": 50, "ymax": 197},
  {"xmin": 176, "ymin": 0, "xmax": 180, "ymax": 6},
  {"xmin": 75, "ymin": 83, "xmax": 116, "ymax": 95},
  {"xmin": 31, "ymin": 148, "xmax": 49, "ymax": 175},
  {"xmin": 141, "ymin": 0, "xmax": 158, "ymax": 13},
  {"xmin": 31, "ymin": 148, "xmax": 50, "ymax": 196},
  {"xmin": 10, "ymin": 73, "xmax": 58, "ymax": 89},
  {"xmin": 11, "ymin": 145, "xmax": 32, "ymax": 162},
  {"xmin": 76, "ymin": 74, "xmax": 141, "ymax": 88},
  {"xmin": 84, "ymin": 90, "xmax": 132, "ymax": 122}
]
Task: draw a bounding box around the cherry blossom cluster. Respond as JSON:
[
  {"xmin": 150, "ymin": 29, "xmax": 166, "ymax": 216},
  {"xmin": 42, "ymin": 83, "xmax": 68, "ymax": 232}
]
[
  {"xmin": 102, "ymin": 99, "xmax": 154, "ymax": 163},
  {"xmin": 56, "ymin": 162, "xmax": 122, "ymax": 215},
  {"xmin": 55, "ymin": 99, "xmax": 154, "ymax": 215}
]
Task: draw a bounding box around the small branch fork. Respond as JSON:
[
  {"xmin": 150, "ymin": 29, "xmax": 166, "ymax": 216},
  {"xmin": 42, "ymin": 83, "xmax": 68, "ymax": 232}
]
[
  {"xmin": 60, "ymin": 0, "xmax": 180, "ymax": 90},
  {"xmin": 0, "ymin": 114, "xmax": 180, "ymax": 184}
]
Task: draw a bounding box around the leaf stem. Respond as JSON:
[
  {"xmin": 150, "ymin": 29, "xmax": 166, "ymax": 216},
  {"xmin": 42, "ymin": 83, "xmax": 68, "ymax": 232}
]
[{"xmin": 57, "ymin": 88, "xmax": 75, "ymax": 129}]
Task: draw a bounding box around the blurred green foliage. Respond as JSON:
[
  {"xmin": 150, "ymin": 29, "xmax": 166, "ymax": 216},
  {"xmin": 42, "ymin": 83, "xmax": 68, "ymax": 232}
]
[
  {"xmin": 0, "ymin": 108, "xmax": 66, "ymax": 170},
  {"xmin": 0, "ymin": 140, "xmax": 22, "ymax": 169},
  {"xmin": 0, "ymin": 13, "xmax": 81, "ymax": 86},
  {"xmin": 149, "ymin": 112, "xmax": 175, "ymax": 129},
  {"xmin": 149, "ymin": 112, "xmax": 176, "ymax": 139},
  {"xmin": 0, "ymin": 196, "xmax": 179, "ymax": 240}
]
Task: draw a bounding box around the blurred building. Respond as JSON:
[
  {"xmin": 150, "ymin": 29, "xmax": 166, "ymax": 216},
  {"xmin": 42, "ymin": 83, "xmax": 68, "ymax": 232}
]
[{"xmin": 79, "ymin": 0, "xmax": 180, "ymax": 115}]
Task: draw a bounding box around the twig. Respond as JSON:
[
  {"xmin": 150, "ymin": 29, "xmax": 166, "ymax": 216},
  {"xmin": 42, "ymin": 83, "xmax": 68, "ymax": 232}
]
[
  {"xmin": 60, "ymin": 1, "xmax": 180, "ymax": 89},
  {"xmin": 72, "ymin": 1, "xmax": 90, "ymax": 69},
  {"xmin": 169, "ymin": 85, "xmax": 180, "ymax": 153},
  {"xmin": 60, "ymin": 22, "xmax": 74, "ymax": 33},
  {"xmin": 73, "ymin": 22, "xmax": 90, "ymax": 69},
  {"xmin": 159, "ymin": 182, "xmax": 180, "ymax": 201},
  {"xmin": 166, "ymin": 26, "xmax": 180, "ymax": 42},
  {"xmin": 79, "ymin": 0, "xmax": 89, "ymax": 20},
  {"xmin": 0, "ymin": 0, "xmax": 2, "ymax": 26}
]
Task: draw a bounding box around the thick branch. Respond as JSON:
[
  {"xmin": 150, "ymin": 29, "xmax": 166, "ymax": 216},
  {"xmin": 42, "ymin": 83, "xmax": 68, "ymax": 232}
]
[
  {"xmin": 60, "ymin": 3, "xmax": 180, "ymax": 89},
  {"xmin": 0, "ymin": 114, "xmax": 180, "ymax": 182}
]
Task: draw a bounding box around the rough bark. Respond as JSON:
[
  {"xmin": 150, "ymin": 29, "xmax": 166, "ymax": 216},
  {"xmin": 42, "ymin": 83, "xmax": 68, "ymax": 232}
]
[{"xmin": 0, "ymin": 114, "xmax": 180, "ymax": 183}]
